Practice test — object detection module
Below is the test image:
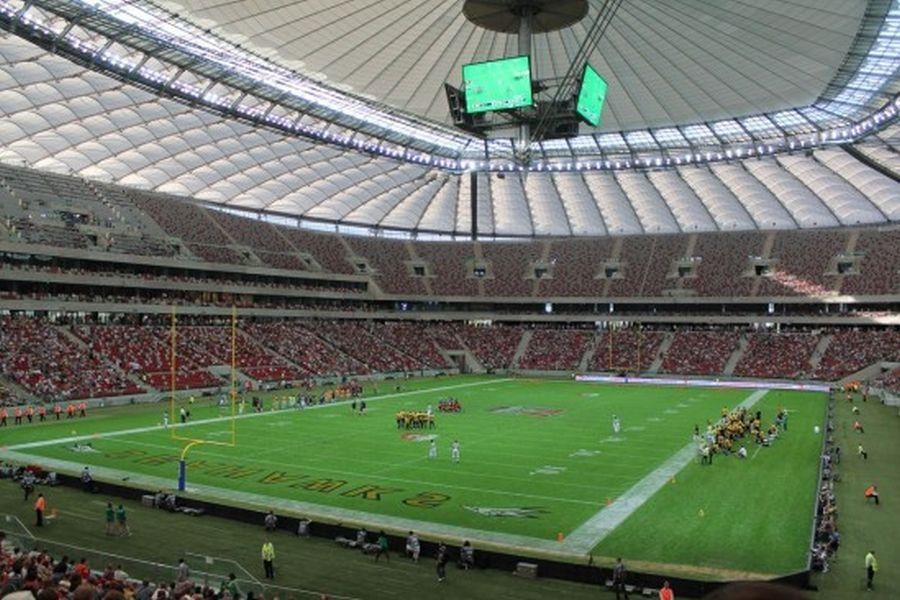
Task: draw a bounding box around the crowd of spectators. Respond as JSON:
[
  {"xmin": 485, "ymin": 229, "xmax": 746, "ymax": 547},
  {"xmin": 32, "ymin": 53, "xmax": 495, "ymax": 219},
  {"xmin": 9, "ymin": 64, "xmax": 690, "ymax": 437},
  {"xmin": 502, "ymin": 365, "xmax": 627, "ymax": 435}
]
[
  {"xmin": 411, "ymin": 243, "xmax": 479, "ymax": 297},
  {"xmin": 812, "ymin": 394, "xmax": 840, "ymax": 573},
  {"xmin": 661, "ymin": 329, "xmax": 741, "ymax": 376},
  {"xmin": 70, "ymin": 324, "xmax": 221, "ymax": 391},
  {"xmin": 874, "ymin": 366, "xmax": 900, "ymax": 394},
  {"xmin": 758, "ymin": 231, "xmax": 844, "ymax": 297},
  {"xmin": 242, "ymin": 322, "xmax": 362, "ymax": 377},
  {"xmin": 685, "ymin": 232, "xmax": 763, "ymax": 297},
  {"xmin": 0, "ymin": 383, "xmax": 21, "ymax": 407},
  {"xmin": 591, "ymin": 329, "xmax": 666, "ymax": 372},
  {"xmin": 814, "ymin": 329, "xmax": 900, "ymax": 380},
  {"xmin": 0, "ymin": 532, "xmax": 248, "ymax": 600},
  {"xmin": 480, "ymin": 243, "xmax": 540, "ymax": 297},
  {"xmin": 0, "ymin": 316, "xmax": 142, "ymax": 401},
  {"xmin": 540, "ymin": 239, "xmax": 611, "ymax": 297},
  {"xmin": 4, "ymin": 315, "xmax": 900, "ymax": 403},
  {"xmin": 734, "ymin": 332, "xmax": 819, "ymax": 379},
  {"xmin": 344, "ymin": 237, "xmax": 426, "ymax": 295},
  {"xmin": 302, "ymin": 321, "xmax": 426, "ymax": 374},
  {"xmin": 840, "ymin": 229, "xmax": 900, "ymax": 296},
  {"xmin": 454, "ymin": 324, "xmax": 523, "ymax": 372},
  {"xmin": 517, "ymin": 329, "xmax": 592, "ymax": 371},
  {"xmin": 375, "ymin": 322, "xmax": 449, "ymax": 370}
]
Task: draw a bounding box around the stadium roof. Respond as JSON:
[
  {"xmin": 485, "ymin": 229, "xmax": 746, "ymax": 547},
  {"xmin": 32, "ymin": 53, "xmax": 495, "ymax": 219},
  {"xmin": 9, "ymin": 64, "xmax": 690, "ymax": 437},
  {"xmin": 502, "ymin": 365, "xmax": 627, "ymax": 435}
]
[
  {"xmin": 0, "ymin": 0, "xmax": 898, "ymax": 237},
  {"xmin": 164, "ymin": 0, "xmax": 870, "ymax": 132}
]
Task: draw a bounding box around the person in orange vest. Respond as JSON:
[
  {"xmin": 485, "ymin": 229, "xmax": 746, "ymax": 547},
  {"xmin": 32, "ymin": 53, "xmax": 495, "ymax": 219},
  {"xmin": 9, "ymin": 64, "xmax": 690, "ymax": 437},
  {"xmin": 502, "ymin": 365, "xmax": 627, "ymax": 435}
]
[
  {"xmin": 14, "ymin": 406, "xmax": 23, "ymax": 425},
  {"xmin": 0, "ymin": 407, "xmax": 7, "ymax": 427},
  {"xmin": 37, "ymin": 405, "xmax": 46, "ymax": 422},
  {"xmin": 66, "ymin": 403, "xmax": 76, "ymax": 419},
  {"xmin": 25, "ymin": 405, "xmax": 34, "ymax": 424},
  {"xmin": 864, "ymin": 485, "xmax": 880, "ymax": 505},
  {"xmin": 78, "ymin": 401, "xmax": 87, "ymax": 417},
  {"xmin": 53, "ymin": 403, "xmax": 62, "ymax": 420},
  {"xmin": 659, "ymin": 580, "xmax": 674, "ymax": 600},
  {"xmin": 853, "ymin": 420, "xmax": 864, "ymax": 434},
  {"xmin": 34, "ymin": 493, "xmax": 46, "ymax": 527}
]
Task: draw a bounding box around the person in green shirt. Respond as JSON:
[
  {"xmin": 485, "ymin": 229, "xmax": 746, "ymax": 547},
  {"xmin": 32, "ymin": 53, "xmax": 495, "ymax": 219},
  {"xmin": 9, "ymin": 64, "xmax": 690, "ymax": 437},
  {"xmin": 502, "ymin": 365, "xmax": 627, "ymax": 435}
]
[
  {"xmin": 374, "ymin": 530, "xmax": 390, "ymax": 562},
  {"xmin": 104, "ymin": 502, "xmax": 115, "ymax": 536},
  {"xmin": 222, "ymin": 572, "xmax": 241, "ymax": 598},
  {"xmin": 115, "ymin": 504, "xmax": 130, "ymax": 536},
  {"xmin": 261, "ymin": 539, "xmax": 275, "ymax": 579}
]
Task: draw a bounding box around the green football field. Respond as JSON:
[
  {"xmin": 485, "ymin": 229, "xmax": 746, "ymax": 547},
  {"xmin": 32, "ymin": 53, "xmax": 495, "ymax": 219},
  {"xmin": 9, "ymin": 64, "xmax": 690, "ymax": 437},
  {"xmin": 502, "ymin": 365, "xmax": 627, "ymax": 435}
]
[{"xmin": 0, "ymin": 375, "xmax": 825, "ymax": 579}]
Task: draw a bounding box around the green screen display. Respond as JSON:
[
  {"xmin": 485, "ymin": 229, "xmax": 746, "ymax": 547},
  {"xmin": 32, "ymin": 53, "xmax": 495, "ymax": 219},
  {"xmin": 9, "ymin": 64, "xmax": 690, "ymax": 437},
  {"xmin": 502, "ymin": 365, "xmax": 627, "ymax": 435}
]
[
  {"xmin": 576, "ymin": 64, "xmax": 608, "ymax": 127},
  {"xmin": 462, "ymin": 55, "xmax": 533, "ymax": 114}
]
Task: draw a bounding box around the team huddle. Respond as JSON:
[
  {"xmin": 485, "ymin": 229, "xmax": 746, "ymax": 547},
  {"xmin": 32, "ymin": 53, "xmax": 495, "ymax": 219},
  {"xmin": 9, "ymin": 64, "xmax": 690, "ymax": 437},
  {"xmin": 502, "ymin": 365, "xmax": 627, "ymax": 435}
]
[
  {"xmin": 696, "ymin": 405, "xmax": 788, "ymax": 463},
  {"xmin": 396, "ymin": 405, "xmax": 436, "ymax": 429}
]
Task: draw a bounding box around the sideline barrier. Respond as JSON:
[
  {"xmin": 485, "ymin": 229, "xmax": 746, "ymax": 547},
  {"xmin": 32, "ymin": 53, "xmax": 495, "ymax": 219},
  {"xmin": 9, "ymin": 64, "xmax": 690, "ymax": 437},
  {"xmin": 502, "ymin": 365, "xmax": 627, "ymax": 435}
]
[
  {"xmin": 52, "ymin": 473, "xmax": 812, "ymax": 599},
  {"xmin": 575, "ymin": 374, "xmax": 830, "ymax": 393}
]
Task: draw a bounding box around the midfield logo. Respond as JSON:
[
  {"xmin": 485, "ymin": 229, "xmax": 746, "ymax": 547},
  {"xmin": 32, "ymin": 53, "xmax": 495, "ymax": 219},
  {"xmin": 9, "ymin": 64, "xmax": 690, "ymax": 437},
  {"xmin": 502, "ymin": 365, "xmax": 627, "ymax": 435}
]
[
  {"xmin": 400, "ymin": 433, "xmax": 438, "ymax": 442},
  {"xmin": 69, "ymin": 443, "xmax": 98, "ymax": 453},
  {"xmin": 463, "ymin": 506, "xmax": 549, "ymax": 519},
  {"xmin": 490, "ymin": 405, "xmax": 563, "ymax": 417}
]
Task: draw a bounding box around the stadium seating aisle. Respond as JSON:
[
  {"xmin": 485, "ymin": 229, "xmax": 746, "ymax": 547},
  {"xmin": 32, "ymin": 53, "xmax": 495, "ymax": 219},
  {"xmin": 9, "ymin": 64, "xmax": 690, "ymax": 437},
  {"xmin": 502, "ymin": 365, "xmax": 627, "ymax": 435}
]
[
  {"xmin": 302, "ymin": 321, "xmax": 427, "ymax": 374},
  {"xmin": 242, "ymin": 321, "xmax": 362, "ymax": 377},
  {"xmin": 540, "ymin": 238, "xmax": 611, "ymax": 296},
  {"xmin": 813, "ymin": 329, "xmax": 900, "ymax": 380},
  {"xmin": 875, "ymin": 365, "xmax": 900, "ymax": 393},
  {"xmin": 71, "ymin": 324, "xmax": 222, "ymax": 391},
  {"xmin": 758, "ymin": 230, "xmax": 845, "ymax": 297},
  {"xmin": 518, "ymin": 329, "xmax": 592, "ymax": 371},
  {"xmin": 0, "ymin": 317, "xmax": 142, "ymax": 400},
  {"xmin": 661, "ymin": 330, "xmax": 741, "ymax": 376},
  {"xmin": 683, "ymin": 232, "xmax": 763, "ymax": 297},
  {"xmin": 840, "ymin": 228, "xmax": 900, "ymax": 295},
  {"xmin": 454, "ymin": 324, "xmax": 524, "ymax": 371}
]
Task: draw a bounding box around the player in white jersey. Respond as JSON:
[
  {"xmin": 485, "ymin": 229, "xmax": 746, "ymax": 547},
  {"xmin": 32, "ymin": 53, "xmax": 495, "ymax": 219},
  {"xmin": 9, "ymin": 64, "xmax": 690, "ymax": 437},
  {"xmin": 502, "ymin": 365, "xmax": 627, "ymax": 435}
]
[
  {"xmin": 451, "ymin": 440, "xmax": 461, "ymax": 463},
  {"xmin": 428, "ymin": 440, "xmax": 437, "ymax": 460},
  {"xmin": 162, "ymin": 411, "xmax": 169, "ymax": 429},
  {"xmin": 612, "ymin": 415, "xmax": 621, "ymax": 434}
]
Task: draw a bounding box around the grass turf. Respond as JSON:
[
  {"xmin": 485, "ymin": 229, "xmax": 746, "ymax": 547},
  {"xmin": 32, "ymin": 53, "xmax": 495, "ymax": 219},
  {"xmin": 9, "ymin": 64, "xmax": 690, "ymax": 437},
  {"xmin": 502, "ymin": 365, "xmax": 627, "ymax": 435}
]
[{"xmin": 1, "ymin": 375, "xmax": 825, "ymax": 578}]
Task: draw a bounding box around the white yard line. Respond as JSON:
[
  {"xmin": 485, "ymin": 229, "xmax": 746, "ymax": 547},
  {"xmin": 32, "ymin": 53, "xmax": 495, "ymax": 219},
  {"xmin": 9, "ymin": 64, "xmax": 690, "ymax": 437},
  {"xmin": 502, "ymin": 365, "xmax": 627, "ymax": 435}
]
[
  {"xmin": 8, "ymin": 378, "xmax": 513, "ymax": 451},
  {"xmin": 558, "ymin": 389, "xmax": 769, "ymax": 554}
]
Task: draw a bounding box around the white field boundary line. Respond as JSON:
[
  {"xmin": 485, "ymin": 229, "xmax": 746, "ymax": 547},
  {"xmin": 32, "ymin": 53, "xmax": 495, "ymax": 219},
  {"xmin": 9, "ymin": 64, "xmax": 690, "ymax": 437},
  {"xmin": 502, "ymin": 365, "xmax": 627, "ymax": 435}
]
[
  {"xmin": 558, "ymin": 389, "xmax": 769, "ymax": 554},
  {"xmin": 8, "ymin": 378, "xmax": 513, "ymax": 451}
]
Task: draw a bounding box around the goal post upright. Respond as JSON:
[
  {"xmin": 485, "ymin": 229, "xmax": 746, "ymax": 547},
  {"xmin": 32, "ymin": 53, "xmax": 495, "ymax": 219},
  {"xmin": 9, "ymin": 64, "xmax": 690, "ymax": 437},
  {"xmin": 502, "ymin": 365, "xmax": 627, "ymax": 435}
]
[
  {"xmin": 170, "ymin": 304, "xmax": 177, "ymax": 439},
  {"xmin": 173, "ymin": 304, "xmax": 239, "ymax": 492},
  {"xmin": 230, "ymin": 304, "xmax": 237, "ymax": 446}
]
